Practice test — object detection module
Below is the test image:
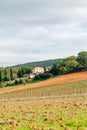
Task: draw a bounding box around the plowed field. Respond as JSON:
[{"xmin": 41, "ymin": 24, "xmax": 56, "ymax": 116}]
[{"xmin": 0, "ymin": 71, "xmax": 87, "ymax": 95}]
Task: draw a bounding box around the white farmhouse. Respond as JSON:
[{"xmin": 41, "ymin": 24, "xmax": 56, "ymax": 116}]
[{"xmin": 32, "ymin": 67, "xmax": 44, "ymax": 75}]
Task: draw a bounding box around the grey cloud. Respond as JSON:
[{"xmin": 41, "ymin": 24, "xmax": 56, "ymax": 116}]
[
  {"xmin": 0, "ymin": 0, "xmax": 87, "ymax": 25},
  {"xmin": 0, "ymin": 0, "xmax": 87, "ymax": 66}
]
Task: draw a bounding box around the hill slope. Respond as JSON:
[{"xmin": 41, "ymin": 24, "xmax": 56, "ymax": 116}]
[
  {"xmin": 0, "ymin": 71, "xmax": 87, "ymax": 96},
  {"xmin": 14, "ymin": 59, "xmax": 60, "ymax": 67}
]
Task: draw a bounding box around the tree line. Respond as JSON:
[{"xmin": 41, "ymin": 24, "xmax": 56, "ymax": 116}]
[
  {"xmin": 51, "ymin": 51, "xmax": 87, "ymax": 76},
  {"xmin": 0, "ymin": 66, "xmax": 32, "ymax": 87},
  {"xmin": 33, "ymin": 51, "xmax": 87, "ymax": 80}
]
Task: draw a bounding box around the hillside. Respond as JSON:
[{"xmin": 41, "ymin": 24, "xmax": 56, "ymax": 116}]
[
  {"xmin": 14, "ymin": 59, "xmax": 60, "ymax": 67},
  {"xmin": 0, "ymin": 71, "xmax": 87, "ymax": 99},
  {"xmin": 1, "ymin": 51, "xmax": 87, "ymax": 88}
]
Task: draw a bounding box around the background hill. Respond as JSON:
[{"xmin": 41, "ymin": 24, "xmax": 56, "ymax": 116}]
[{"xmin": 14, "ymin": 59, "xmax": 60, "ymax": 67}]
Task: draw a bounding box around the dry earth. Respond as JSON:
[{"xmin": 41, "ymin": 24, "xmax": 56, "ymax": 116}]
[{"xmin": 0, "ymin": 71, "xmax": 87, "ymax": 95}]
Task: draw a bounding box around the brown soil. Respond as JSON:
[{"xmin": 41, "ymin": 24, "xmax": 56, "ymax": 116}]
[{"xmin": 0, "ymin": 71, "xmax": 87, "ymax": 95}]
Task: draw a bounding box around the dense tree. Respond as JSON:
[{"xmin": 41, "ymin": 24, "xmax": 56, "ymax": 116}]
[
  {"xmin": 21, "ymin": 67, "xmax": 32, "ymax": 75},
  {"xmin": 34, "ymin": 72, "xmax": 53, "ymax": 80},
  {"xmin": 58, "ymin": 56, "xmax": 79, "ymax": 73},
  {"xmin": 51, "ymin": 56, "xmax": 79, "ymax": 75},
  {"xmin": 51, "ymin": 64, "xmax": 59, "ymax": 75},
  {"xmin": 58, "ymin": 67, "xmax": 68, "ymax": 74},
  {"xmin": 77, "ymin": 51, "xmax": 87, "ymax": 67}
]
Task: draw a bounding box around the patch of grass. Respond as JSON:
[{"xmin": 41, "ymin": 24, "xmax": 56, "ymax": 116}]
[{"xmin": 0, "ymin": 97, "xmax": 87, "ymax": 129}]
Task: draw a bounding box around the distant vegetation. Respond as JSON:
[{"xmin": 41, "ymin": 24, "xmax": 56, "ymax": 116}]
[
  {"xmin": 34, "ymin": 51, "xmax": 87, "ymax": 80},
  {"xmin": 0, "ymin": 66, "xmax": 32, "ymax": 87},
  {"xmin": 0, "ymin": 59, "xmax": 60, "ymax": 87},
  {"xmin": 51, "ymin": 51, "xmax": 87, "ymax": 75},
  {"xmin": 0, "ymin": 51, "xmax": 87, "ymax": 87},
  {"xmin": 14, "ymin": 59, "xmax": 60, "ymax": 67}
]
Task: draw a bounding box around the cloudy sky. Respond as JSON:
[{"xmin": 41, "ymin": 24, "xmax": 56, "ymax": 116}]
[{"xmin": 0, "ymin": 0, "xmax": 87, "ymax": 67}]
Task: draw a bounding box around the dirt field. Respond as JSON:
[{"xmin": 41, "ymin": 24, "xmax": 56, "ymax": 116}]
[
  {"xmin": 0, "ymin": 97, "xmax": 87, "ymax": 130},
  {"xmin": 0, "ymin": 71, "xmax": 87, "ymax": 95}
]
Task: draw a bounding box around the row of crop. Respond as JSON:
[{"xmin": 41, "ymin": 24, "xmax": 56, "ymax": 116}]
[{"xmin": 0, "ymin": 80, "xmax": 87, "ymax": 99}]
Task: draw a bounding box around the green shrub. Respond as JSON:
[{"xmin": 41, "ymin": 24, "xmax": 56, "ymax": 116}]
[{"xmin": 34, "ymin": 73, "xmax": 53, "ymax": 80}]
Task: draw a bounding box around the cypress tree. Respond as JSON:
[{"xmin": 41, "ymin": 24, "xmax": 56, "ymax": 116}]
[
  {"xmin": 10, "ymin": 68, "xmax": 14, "ymax": 80},
  {"xmin": 18, "ymin": 68, "xmax": 23, "ymax": 77},
  {"xmin": 0, "ymin": 71, "xmax": 2, "ymax": 82},
  {"xmin": 4, "ymin": 68, "xmax": 10, "ymax": 81}
]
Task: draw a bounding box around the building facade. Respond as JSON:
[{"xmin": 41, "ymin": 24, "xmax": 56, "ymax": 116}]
[{"xmin": 32, "ymin": 67, "xmax": 44, "ymax": 75}]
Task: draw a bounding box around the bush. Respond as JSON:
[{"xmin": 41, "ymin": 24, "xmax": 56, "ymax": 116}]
[
  {"xmin": 15, "ymin": 79, "xmax": 19, "ymax": 85},
  {"xmin": 4, "ymin": 76, "xmax": 10, "ymax": 81},
  {"xmin": 0, "ymin": 82, "xmax": 7, "ymax": 88},
  {"xmin": 34, "ymin": 73, "xmax": 53, "ymax": 80},
  {"xmin": 6, "ymin": 81, "xmax": 15, "ymax": 86},
  {"xmin": 19, "ymin": 79, "xmax": 25, "ymax": 84}
]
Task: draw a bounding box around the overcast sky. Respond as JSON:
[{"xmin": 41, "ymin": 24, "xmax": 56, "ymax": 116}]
[{"xmin": 0, "ymin": 0, "xmax": 87, "ymax": 67}]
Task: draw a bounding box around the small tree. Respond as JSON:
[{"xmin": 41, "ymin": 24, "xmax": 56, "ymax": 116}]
[
  {"xmin": 0, "ymin": 71, "xmax": 2, "ymax": 82},
  {"xmin": 18, "ymin": 68, "xmax": 23, "ymax": 77},
  {"xmin": 10, "ymin": 68, "xmax": 14, "ymax": 80},
  {"xmin": 4, "ymin": 68, "xmax": 10, "ymax": 81},
  {"xmin": 15, "ymin": 79, "xmax": 19, "ymax": 85},
  {"xmin": 51, "ymin": 64, "xmax": 59, "ymax": 75}
]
